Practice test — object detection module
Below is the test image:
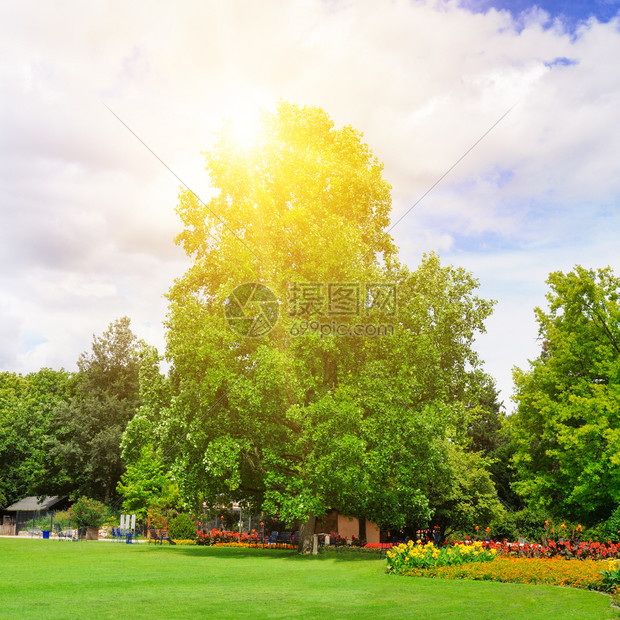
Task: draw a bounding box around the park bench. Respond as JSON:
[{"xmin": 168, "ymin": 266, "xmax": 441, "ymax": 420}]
[{"xmin": 277, "ymin": 531, "xmax": 292, "ymax": 548}]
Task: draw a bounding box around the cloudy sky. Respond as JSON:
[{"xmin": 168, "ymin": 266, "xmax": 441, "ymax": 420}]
[{"xmin": 1, "ymin": 0, "xmax": 619, "ymax": 409}]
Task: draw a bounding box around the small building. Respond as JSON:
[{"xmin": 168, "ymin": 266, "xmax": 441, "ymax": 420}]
[
  {"xmin": 315, "ymin": 510, "xmax": 381, "ymax": 544},
  {"xmin": 2, "ymin": 496, "xmax": 69, "ymax": 535}
]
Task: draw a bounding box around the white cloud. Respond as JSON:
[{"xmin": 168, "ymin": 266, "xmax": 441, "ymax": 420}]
[{"xmin": 0, "ymin": 0, "xmax": 619, "ymax": 406}]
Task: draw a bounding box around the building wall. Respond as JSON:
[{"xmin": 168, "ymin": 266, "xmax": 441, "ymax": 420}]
[
  {"xmin": 314, "ymin": 509, "xmax": 338, "ymax": 534},
  {"xmin": 365, "ymin": 519, "xmax": 380, "ymax": 544},
  {"xmin": 314, "ymin": 510, "xmax": 382, "ymax": 545},
  {"xmin": 337, "ymin": 514, "xmax": 359, "ymax": 540}
]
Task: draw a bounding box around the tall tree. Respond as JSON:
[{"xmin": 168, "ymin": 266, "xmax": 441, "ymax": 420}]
[
  {"xmin": 466, "ymin": 375, "xmax": 521, "ymax": 510},
  {"xmin": 0, "ymin": 369, "xmax": 71, "ymax": 507},
  {"xmin": 511, "ymin": 266, "xmax": 620, "ymax": 524},
  {"xmin": 47, "ymin": 317, "xmax": 141, "ymax": 503},
  {"xmin": 125, "ymin": 102, "xmax": 498, "ymax": 550}
]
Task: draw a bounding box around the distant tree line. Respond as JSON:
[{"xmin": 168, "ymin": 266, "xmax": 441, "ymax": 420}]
[{"xmin": 0, "ymin": 317, "xmax": 140, "ymax": 509}]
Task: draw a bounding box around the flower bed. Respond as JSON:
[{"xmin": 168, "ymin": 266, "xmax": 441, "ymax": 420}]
[
  {"xmin": 196, "ymin": 529, "xmax": 260, "ymax": 546},
  {"xmin": 387, "ymin": 540, "xmax": 496, "ymax": 574},
  {"xmin": 464, "ymin": 539, "xmax": 620, "ymax": 561},
  {"xmin": 402, "ymin": 556, "xmax": 608, "ymax": 591},
  {"xmin": 370, "ymin": 538, "xmax": 620, "ymax": 561}
]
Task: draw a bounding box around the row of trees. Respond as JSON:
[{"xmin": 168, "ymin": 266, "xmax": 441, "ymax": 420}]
[
  {"xmin": 1, "ymin": 102, "xmax": 618, "ymax": 549},
  {"xmin": 0, "ymin": 317, "xmax": 141, "ymax": 509}
]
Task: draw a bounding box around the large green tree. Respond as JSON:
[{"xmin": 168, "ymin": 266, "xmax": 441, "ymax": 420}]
[
  {"xmin": 511, "ymin": 265, "xmax": 620, "ymax": 524},
  {"xmin": 125, "ymin": 102, "xmax": 499, "ymax": 550}
]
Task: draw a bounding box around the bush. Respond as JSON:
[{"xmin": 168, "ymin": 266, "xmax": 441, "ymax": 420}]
[
  {"xmin": 602, "ymin": 506, "xmax": 620, "ymax": 543},
  {"xmin": 69, "ymin": 497, "xmax": 108, "ymax": 528},
  {"xmin": 601, "ymin": 559, "xmax": 620, "ymax": 590},
  {"xmin": 488, "ymin": 508, "xmax": 549, "ymax": 542},
  {"xmin": 168, "ymin": 513, "xmax": 196, "ymax": 541},
  {"xmin": 53, "ymin": 511, "xmax": 70, "ymax": 529},
  {"xmin": 33, "ymin": 515, "xmax": 53, "ymax": 530}
]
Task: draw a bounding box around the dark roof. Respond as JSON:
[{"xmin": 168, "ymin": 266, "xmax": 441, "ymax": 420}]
[{"xmin": 4, "ymin": 496, "xmax": 67, "ymax": 511}]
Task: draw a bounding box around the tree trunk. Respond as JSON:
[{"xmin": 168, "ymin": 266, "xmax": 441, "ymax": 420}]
[{"xmin": 298, "ymin": 512, "xmax": 316, "ymax": 554}]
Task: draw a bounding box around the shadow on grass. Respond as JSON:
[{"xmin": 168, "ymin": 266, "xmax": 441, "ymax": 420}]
[{"xmin": 147, "ymin": 545, "xmax": 385, "ymax": 563}]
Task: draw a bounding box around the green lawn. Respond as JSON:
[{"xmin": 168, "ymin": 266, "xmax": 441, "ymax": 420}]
[{"xmin": 1, "ymin": 539, "xmax": 618, "ymax": 619}]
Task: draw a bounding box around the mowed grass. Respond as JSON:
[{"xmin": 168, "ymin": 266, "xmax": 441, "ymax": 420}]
[{"xmin": 1, "ymin": 539, "xmax": 618, "ymax": 619}]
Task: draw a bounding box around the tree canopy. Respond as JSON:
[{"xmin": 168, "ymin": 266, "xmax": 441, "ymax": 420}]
[
  {"xmin": 511, "ymin": 265, "xmax": 620, "ymax": 524},
  {"xmin": 0, "ymin": 368, "xmax": 71, "ymax": 508},
  {"xmin": 46, "ymin": 317, "xmax": 142, "ymax": 503},
  {"xmin": 123, "ymin": 101, "xmax": 501, "ymax": 548}
]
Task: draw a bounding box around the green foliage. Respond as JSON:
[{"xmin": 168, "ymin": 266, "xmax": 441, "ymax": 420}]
[
  {"xmin": 168, "ymin": 513, "xmax": 197, "ymax": 540},
  {"xmin": 432, "ymin": 446, "xmax": 505, "ymax": 537},
  {"xmin": 603, "ymin": 506, "xmax": 620, "ymax": 543},
  {"xmin": 47, "ymin": 317, "xmax": 142, "ymax": 503},
  {"xmin": 69, "ymin": 496, "xmax": 108, "ymax": 528},
  {"xmin": 601, "ymin": 560, "xmax": 620, "ymax": 591},
  {"xmin": 511, "ymin": 266, "xmax": 620, "ymax": 525},
  {"xmin": 116, "ymin": 445, "xmax": 175, "ymax": 521},
  {"xmin": 466, "ymin": 376, "xmax": 522, "ymax": 511},
  {"xmin": 33, "ymin": 514, "xmax": 53, "ymax": 531},
  {"xmin": 489, "ymin": 508, "xmax": 547, "ymax": 542},
  {"xmin": 0, "ymin": 368, "xmax": 72, "ymax": 507},
  {"xmin": 126, "ymin": 102, "xmax": 500, "ymax": 541},
  {"xmin": 53, "ymin": 510, "xmax": 71, "ymax": 530}
]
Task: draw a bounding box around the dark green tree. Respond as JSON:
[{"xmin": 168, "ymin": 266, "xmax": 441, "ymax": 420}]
[
  {"xmin": 466, "ymin": 375, "xmax": 521, "ymax": 510},
  {"xmin": 0, "ymin": 368, "xmax": 72, "ymax": 507},
  {"xmin": 47, "ymin": 317, "xmax": 141, "ymax": 503}
]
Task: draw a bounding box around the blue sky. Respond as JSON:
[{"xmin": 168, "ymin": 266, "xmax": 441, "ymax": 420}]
[
  {"xmin": 465, "ymin": 0, "xmax": 620, "ymax": 26},
  {"xmin": 1, "ymin": 0, "xmax": 619, "ymax": 409}
]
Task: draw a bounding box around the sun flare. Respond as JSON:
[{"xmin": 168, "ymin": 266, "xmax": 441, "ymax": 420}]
[{"xmin": 225, "ymin": 100, "xmax": 263, "ymax": 149}]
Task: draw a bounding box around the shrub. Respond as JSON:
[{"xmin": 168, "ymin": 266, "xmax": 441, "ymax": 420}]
[
  {"xmin": 490, "ymin": 508, "xmax": 547, "ymax": 542},
  {"xmin": 34, "ymin": 515, "xmax": 53, "ymax": 530},
  {"xmin": 603, "ymin": 506, "xmax": 620, "ymax": 543},
  {"xmin": 53, "ymin": 511, "xmax": 70, "ymax": 529},
  {"xmin": 168, "ymin": 513, "xmax": 196, "ymax": 541},
  {"xmin": 69, "ymin": 497, "xmax": 108, "ymax": 528},
  {"xmin": 601, "ymin": 559, "xmax": 620, "ymax": 590}
]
